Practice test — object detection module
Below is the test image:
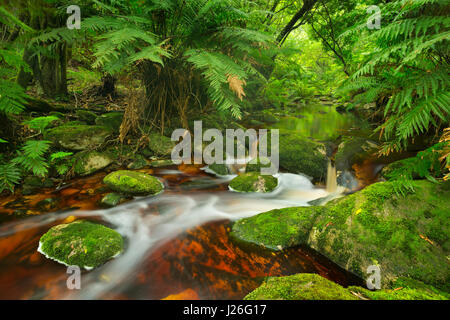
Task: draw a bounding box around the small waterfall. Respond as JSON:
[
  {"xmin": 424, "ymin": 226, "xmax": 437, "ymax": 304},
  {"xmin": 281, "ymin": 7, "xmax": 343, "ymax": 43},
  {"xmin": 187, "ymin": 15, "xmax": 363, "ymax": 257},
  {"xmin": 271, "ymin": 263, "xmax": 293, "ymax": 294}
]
[{"xmin": 326, "ymin": 161, "xmax": 337, "ymax": 193}]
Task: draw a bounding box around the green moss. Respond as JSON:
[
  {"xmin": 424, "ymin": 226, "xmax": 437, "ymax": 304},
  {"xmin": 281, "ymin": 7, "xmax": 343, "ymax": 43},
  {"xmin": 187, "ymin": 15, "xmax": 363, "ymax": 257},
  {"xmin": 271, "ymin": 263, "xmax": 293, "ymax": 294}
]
[
  {"xmin": 244, "ymin": 274, "xmax": 448, "ymax": 300},
  {"xmin": 74, "ymin": 151, "xmax": 113, "ymax": 176},
  {"xmin": 335, "ymin": 136, "xmax": 373, "ymax": 171},
  {"xmin": 100, "ymin": 193, "xmax": 128, "ymax": 207},
  {"xmin": 146, "ymin": 133, "xmax": 176, "ymax": 157},
  {"xmin": 208, "ymin": 163, "xmax": 231, "ymax": 176},
  {"xmin": 39, "ymin": 220, "xmax": 124, "ymax": 269},
  {"xmin": 232, "ymin": 180, "xmax": 450, "ymax": 290},
  {"xmin": 231, "ymin": 206, "xmax": 322, "ymax": 250},
  {"xmin": 149, "ymin": 159, "xmax": 174, "ymax": 168},
  {"xmin": 244, "ymin": 274, "xmax": 358, "ymax": 300},
  {"xmin": 245, "ymin": 157, "xmax": 272, "ymax": 173},
  {"xmin": 229, "ymin": 172, "xmax": 278, "ymax": 193},
  {"xmin": 44, "ymin": 124, "xmax": 111, "ymax": 151},
  {"xmin": 75, "ymin": 110, "xmax": 97, "ymax": 124},
  {"xmin": 95, "ymin": 112, "xmax": 123, "ymax": 133},
  {"xmin": 103, "ymin": 170, "xmax": 164, "ymax": 195},
  {"xmin": 276, "ymin": 133, "xmax": 327, "ymax": 181},
  {"xmin": 348, "ymin": 277, "xmax": 449, "ymax": 300},
  {"xmin": 127, "ymin": 154, "xmax": 148, "ymax": 169}
]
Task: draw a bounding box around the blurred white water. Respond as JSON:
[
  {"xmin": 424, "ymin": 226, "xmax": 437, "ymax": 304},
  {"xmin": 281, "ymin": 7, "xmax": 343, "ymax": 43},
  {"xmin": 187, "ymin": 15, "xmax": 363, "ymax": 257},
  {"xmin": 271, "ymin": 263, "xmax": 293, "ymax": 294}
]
[{"xmin": 0, "ymin": 172, "xmax": 330, "ymax": 299}]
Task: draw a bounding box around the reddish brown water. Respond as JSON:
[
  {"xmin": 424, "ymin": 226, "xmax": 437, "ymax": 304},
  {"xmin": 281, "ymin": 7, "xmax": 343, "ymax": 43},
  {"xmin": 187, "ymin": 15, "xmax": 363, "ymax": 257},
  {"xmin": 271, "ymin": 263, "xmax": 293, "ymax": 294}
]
[{"xmin": 0, "ymin": 164, "xmax": 363, "ymax": 300}]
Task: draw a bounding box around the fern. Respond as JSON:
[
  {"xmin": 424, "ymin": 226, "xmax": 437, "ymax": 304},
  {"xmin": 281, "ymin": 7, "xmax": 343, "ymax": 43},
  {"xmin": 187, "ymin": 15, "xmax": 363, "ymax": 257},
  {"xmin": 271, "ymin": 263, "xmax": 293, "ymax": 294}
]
[
  {"xmin": 12, "ymin": 140, "xmax": 51, "ymax": 177},
  {"xmin": 340, "ymin": 0, "xmax": 450, "ymax": 153},
  {"xmin": 0, "ymin": 163, "xmax": 21, "ymax": 193},
  {"xmin": 0, "ymin": 7, "xmax": 30, "ymax": 120},
  {"xmin": 50, "ymin": 151, "xmax": 74, "ymax": 176},
  {"xmin": 35, "ymin": 0, "xmax": 275, "ymax": 120},
  {"xmin": 23, "ymin": 116, "xmax": 60, "ymax": 133},
  {"xmin": 383, "ymin": 142, "xmax": 448, "ymax": 194}
]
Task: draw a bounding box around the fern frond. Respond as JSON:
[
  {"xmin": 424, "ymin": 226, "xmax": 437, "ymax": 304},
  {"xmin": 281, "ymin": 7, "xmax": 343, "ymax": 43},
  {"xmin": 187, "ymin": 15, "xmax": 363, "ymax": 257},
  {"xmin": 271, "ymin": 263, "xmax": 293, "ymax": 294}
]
[{"xmin": 0, "ymin": 163, "xmax": 21, "ymax": 193}]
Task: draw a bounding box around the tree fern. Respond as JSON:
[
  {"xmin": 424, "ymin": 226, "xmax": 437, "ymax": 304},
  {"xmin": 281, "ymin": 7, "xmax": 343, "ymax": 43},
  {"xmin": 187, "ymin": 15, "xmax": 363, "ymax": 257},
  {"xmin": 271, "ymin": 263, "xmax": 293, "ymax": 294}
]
[{"xmin": 340, "ymin": 0, "xmax": 450, "ymax": 154}]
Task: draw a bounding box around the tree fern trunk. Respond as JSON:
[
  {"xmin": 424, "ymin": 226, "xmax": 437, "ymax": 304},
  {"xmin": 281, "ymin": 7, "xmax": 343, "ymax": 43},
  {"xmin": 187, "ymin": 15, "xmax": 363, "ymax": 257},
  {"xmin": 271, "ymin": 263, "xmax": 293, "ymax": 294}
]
[{"xmin": 40, "ymin": 42, "xmax": 68, "ymax": 97}]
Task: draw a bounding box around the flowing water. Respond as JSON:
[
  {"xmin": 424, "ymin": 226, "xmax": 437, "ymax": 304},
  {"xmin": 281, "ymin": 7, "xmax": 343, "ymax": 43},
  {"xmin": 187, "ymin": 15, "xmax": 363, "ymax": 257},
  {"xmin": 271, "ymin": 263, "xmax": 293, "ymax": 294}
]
[
  {"xmin": 0, "ymin": 165, "xmax": 363, "ymax": 300},
  {"xmin": 0, "ymin": 101, "xmax": 375, "ymax": 300}
]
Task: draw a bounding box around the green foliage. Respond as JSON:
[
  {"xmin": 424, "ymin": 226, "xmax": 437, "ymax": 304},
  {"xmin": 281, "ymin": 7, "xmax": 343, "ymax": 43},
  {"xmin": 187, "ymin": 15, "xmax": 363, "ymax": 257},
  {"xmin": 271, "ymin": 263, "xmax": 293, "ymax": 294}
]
[
  {"xmin": 50, "ymin": 151, "xmax": 74, "ymax": 176},
  {"xmin": 38, "ymin": 0, "xmax": 274, "ymax": 119},
  {"xmin": 12, "ymin": 140, "xmax": 51, "ymax": 177},
  {"xmin": 383, "ymin": 142, "xmax": 448, "ymax": 194},
  {"xmin": 23, "ymin": 116, "xmax": 60, "ymax": 133},
  {"xmin": 265, "ymin": 35, "xmax": 346, "ymax": 107},
  {"xmin": 0, "ymin": 6, "xmax": 32, "ymax": 143},
  {"xmin": 340, "ymin": 0, "xmax": 450, "ymax": 153},
  {"xmin": 0, "ymin": 162, "xmax": 21, "ymax": 193}
]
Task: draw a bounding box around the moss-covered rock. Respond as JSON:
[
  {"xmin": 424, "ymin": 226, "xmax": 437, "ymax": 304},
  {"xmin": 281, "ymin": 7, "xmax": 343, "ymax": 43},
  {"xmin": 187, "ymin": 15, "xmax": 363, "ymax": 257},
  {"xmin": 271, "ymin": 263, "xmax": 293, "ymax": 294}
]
[
  {"xmin": 335, "ymin": 137, "xmax": 377, "ymax": 171},
  {"xmin": 38, "ymin": 220, "xmax": 123, "ymax": 269},
  {"xmin": 277, "ymin": 133, "xmax": 327, "ymax": 181},
  {"xmin": 207, "ymin": 163, "xmax": 231, "ymax": 176},
  {"xmin": 95, "ymin": 112, "xmax": 123, "ymax": 133},
  {"xmin": 348, "ymin": 277, "xmax": 449, "ymax": 300},
  {"xmin": 22, "ymin": 176, "xmax": 54, "ymax": 195},
  {"xmin": 74, "ymin": 151, "xmax": 113, "ymax": 176},
  {"xmin": 103, "ymin": 170, "xmax": 164, "ymax": 195},
  {"xmin": 146, "ymin": 133, "xmax": 176, "ymax": 157},
  {"xmin": 245, "ymin": 157, "xmax": 272, "ymax": 173},
  {"xmin": 245, "ymin": 274, "xmax": 358, "ymax": 300},
  {"xmin": 100, "ymin": 193, "xmax": 129, "ymax": 207},
  {"xmin": 229, "ymin": 172, "xmax": 278, "ymax": 193},
  {"xmin": 381, "ymin": 158, "xmax": 414, "ymax": 181},
  {"xmin": 149, "ymin": 159, "xmax": 174, "ymax": 168},
  {"xmin": 231, "ymin": 206, "xmax": 322, "ymax": 250},
  {"xmin": 75, "ymin": 110, "xmax": 98, "ymax": 124},
  {"xmin": 232, "ymin": 180, "xmax": 450, "ymax": 290},
  {"xmin": 44, "ymin": 124, "xmax": 111, "ymax": 151},
  {"xmin": 127, "ymin": 154, "xmax": 148, "ymax": 170},
  {"xmin": 245, "ymin": 274, "xmax": 448, "ymax": 300}
]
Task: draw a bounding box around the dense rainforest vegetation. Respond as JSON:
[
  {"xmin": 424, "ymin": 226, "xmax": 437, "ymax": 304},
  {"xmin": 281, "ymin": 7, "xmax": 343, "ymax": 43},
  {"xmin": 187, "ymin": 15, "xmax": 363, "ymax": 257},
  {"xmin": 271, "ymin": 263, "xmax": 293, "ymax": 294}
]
[{"xmin": 0, "ymin": 0, "xmax": 449, "ymax": 301}]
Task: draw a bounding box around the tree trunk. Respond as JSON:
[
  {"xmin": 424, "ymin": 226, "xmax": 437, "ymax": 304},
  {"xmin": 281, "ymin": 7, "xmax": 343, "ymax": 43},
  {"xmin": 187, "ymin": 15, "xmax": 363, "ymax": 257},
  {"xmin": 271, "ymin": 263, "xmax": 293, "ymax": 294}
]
[
  {"xmin": 40, "ymin": 42, "xmax": 68, "ymax": 97},
  {"xmin": 261, "ymin": 0, "xmax": 319, "ymax": 80},
  {"xmin": 276, "ymin": 0, "xmax": 318, "ymax": 45},
  {"xmin": 98, "ymin": 73, "xmax": 116, "ymax": 97}
]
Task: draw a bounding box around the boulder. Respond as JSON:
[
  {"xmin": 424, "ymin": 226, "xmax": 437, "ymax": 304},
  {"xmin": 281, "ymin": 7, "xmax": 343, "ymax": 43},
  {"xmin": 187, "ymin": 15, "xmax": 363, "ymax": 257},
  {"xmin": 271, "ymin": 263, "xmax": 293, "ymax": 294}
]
[
  {"xmin": 75, "ymin": 110, "xmax": 98, "ymax": 124},
  {"xmin": 100, "ymin": 193, "xmax": 129, "ymax": 207},
  {"xmin": 44, "ymin": 124, "xmax": 111, "ymax": 151},
  {"xmin": 207, "ymin": 163, "xmax": 231, "ymax": 176},
  {"xmin": 127, "ymin": 154, "xmax": 148, "ymax": 170},
  {"xmin": 231, "ymin": 180, "xmax": 450, "ymax": 290},
  {"xmin": 74, "ymin": 151, "xmax": 113, "ymax": 176},
  {"xmin": 103, "ymin": 170, "xmax": 164, "ymax": 196},
  {"xmin": 95, "ymin": 112, "xmax": 124, "ymax": 133},
  {"xmin": 229, "ymin": 172, "xmax": 278, "ymax": 193},
  {"xmin": 335, "ymin": 137, "xmax": 377, "ymax": 171},
  {"xmin": 245, "ymin": 273, "xmax": 448, "ymax": 300},
  {"xmin": 245, "ymin": 274, "xmax": 358, "ymax": 300},
  {"xmin": 146, "ymin": 133, "xmax": 176, "ymax": 157},
  {"xmin": 277, "ymin": 133, "xmax": 327, "ymax": 182},
  {"xmin": 149, "ymin": 159, "xmax": 174, "ymax": 168},
  {"xmin": 245, "ymin": 157, "xmax": 272, "ymax": 174},
  {"xmin": 38, "ymin": 220, "xmax": 124, "ymax": 269}
]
